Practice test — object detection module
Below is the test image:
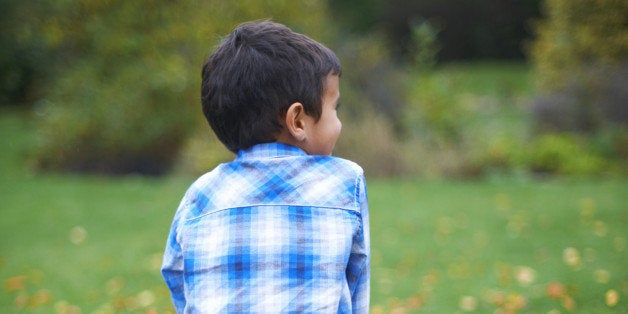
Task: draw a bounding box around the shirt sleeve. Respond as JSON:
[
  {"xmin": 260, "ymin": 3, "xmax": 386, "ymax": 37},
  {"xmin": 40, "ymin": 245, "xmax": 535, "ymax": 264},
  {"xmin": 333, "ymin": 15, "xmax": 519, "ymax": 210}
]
[
  {"xmin": 161, "ymin": 201, "xmax": 187, "ymax": 313},
  {"xmin": 350, "ymin": 174, "xmax": 370, "ymax": 313}
]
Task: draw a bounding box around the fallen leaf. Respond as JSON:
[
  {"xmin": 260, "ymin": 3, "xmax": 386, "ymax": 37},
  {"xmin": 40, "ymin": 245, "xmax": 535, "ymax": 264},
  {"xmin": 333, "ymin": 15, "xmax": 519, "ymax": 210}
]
[
  {"xmin": 547, "ymin": 281, "xmax": 565, "ymax": 299},
  {"xmin": 459, "ymin": 295, "xmax": 478, "ymax": 312},
  {"xmin": 514, "ymin": 266, "xmax": 536, "ymax": 286},
  {"xmin": 563, "ymin": 247, "xmax": 581, "ymax": 269},
  {"xmin": 594, "ymin": 269, "xmax": 610, "ymax": 284},
  {"xmin": 5, "ymin": 275, "xmax": 26, "ymax": 291},
  {"xmin": 69, "ymin": 226, "xmax": 88, "ymax": 245},
  {"xmin": 605, "ymin": 289, "xmax": 619, "ymax": 307}
]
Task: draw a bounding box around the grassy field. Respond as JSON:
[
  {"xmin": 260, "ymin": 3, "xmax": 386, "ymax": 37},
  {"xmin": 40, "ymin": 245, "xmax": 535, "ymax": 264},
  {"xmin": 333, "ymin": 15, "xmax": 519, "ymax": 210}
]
[
  {"xmin": 1, "ymin": 107, "xmax": 626, "ymax": 313},
  {"xmin": 368, "ymin": 179, "xmax": 626, "ymax": 313}
]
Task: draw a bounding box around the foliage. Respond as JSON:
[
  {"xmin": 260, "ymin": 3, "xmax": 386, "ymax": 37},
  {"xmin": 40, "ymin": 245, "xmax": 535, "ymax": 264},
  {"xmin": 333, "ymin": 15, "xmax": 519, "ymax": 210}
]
[
  {"xmin": 335, "ymin": 109, "xmax": 407, "ymax": 177},
  {"xmin": 530, "ymin": 0, "xmax": 628, "ymax": 91},
  {"xmin": 313, "ymin": 30, "xmax": 415, "ymax": 178},
  {"xmin": 0, "ymin": 1, "xmax": 58, "ymax": 106},
  {"xmin": 332, "ymin": 32, "xmax": 407, "ymax": 132},
  {"xmin": 525, "ymin": 133, "xmax": 606, "ymax": 175},
  {"xmin": 527, "ymin": 0, "xmax": 628, "ymax": 176},
  {"xmin": 27, "ymin": 0, "xmax": 336, "ymax": 175},
  {"xmin": 399, "ymin": 60, "xmax": 626, "ymax": 177},
  {"xmin": 174, "ymin": 129, "xmax": 233, "ymax": 176},
  {"xmin": 401, "ymin": 62, "xmax": 534, "ymax": 177},
  {"xmin": 409, "ymin": 20, "xmax": 441, "ymax": 71},
  {"xmin": 32, "ymin": 0, "xmax": 206, "ymax": 174},
  {"xmin": 404, "ymin": 69, "xmax": 466, "ymax": 142},
  {"xmin": 7, "ymin": 0, "xmax": 623, "ymax": 178},
  {"xmin": 529, "ymin": 0, "xmax": 627, "ymax": 131},
  {"xmin": 530, "ymin": 62, "xmax": 628, "ymax": 134}
]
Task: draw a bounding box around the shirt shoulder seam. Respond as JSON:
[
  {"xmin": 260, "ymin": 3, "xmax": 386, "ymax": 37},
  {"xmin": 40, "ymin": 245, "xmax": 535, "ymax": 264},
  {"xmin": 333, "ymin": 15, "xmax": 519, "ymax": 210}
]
[{"xmin": 184, "ymin": 204, "xmax": 361, "ymax": 222}]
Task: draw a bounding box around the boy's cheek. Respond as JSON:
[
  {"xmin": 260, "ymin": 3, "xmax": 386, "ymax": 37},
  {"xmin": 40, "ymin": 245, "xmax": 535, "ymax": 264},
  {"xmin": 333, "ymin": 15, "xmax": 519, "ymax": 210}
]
[{"xmin": 339, "ymin": 120, "xmax": 343, "ymax": 136}]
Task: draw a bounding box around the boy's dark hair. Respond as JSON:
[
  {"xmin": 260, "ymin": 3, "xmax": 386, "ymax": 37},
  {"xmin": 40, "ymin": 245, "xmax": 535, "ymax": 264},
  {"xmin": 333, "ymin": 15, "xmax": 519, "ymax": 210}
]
[{"xmin": 201, "ymin": 21, "xmax": 341, "ymax": 153}]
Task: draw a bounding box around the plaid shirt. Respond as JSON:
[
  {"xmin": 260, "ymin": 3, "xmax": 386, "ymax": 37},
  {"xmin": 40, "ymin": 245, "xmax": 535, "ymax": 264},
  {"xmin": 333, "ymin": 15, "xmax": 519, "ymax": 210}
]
[{"xmin": 162, "ymin": 143, "xmax": 370, "ymax": 313}]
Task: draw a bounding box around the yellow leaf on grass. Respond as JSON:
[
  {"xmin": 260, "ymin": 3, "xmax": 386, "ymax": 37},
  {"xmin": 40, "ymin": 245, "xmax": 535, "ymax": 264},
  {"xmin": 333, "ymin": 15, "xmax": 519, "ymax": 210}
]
[
  {"xmin": 5, "ymin": 275, "xmax": 26, "ymax": 291},
  {"xmin": 606, "ymin": 289, "xmax": 619, "ymax": 307}
]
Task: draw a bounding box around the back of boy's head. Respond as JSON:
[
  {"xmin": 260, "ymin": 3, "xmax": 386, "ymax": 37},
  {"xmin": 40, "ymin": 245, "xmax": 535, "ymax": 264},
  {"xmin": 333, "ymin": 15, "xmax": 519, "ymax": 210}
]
[{"xmin": 201, "ymin": 21, "xmax": 341, "ymax": 153}]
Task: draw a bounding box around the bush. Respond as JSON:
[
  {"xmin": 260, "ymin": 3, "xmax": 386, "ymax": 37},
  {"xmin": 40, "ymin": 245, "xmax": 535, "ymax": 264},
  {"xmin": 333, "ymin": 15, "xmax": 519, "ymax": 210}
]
[
  {"xmin": 174, "ymin": 129, "xmax": 233, "ymax": 177},
  {"xmin": 529, "ymin": 0, "xmax": 628, "ymax": 133},
  {"xmin": 530, "ymin": 0, "xmax": 627, "ymax": 91},
  {"xmin": 30, "ymin": 0, "xmax": 338, "ymax": 175},
  {"xmin": 530, "ymin": 63, "xmax": 628, "ymax": 134},
  {"xmin": 401, "ymin": 62, "xmax": 534, "ymax": 178},
  {"xmin": 0, "ymin": 1, "xmax": 53, "ymax": 106},
  {"xmin": 32, "ymin": 0, "xmax": 205, "ymax": 175},
  {"xmin": 335, "ymin": 109, "xmax": 408, "ymax": 177},
  {"xmin": 524, "ymin": 133, "xmax": 606, "ymax": 175},
  {"xmin": 333, "ymin": 32, "xmax": 408, "ymax": 134},
  {"xmin": 34, "ymin": 58, "xmax": 195, "ymax": 175},
  {"xmin": 526, "ymin": 0, "xmax": 627, "ymax": 177}
]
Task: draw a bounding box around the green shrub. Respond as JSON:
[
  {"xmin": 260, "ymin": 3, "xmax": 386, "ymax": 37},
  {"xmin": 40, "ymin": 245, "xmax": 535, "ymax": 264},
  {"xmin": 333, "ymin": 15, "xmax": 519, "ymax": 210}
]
[
  {"xmin": 32, "ymin": 0, "xmax": 205, "ymax": 175},
  {"xmin": 529, "ymin": 0, "xmax": 627, "ymax": 133},
  {"xmin": 525, "ymin": 133, "xmax": 606, "ymax": 175},
  {"xmin": 335, "ymin": 109, "xmax": 408, "ymax": 177},
  {"xmin": 0, "ymin": 1, "xmax": 58, "ymax": 106},
  {"xmin": 530, "ymin": 63, "xmax": 628, "ymax": 134},
  {"xmin": 526, "ymin": 0, "xmax": 627, "ymax": 176},
  {"xmin": 530, "ymin": 0, "xmax": 627, "ymax": 91},
  {"xmin": 587, "ymin": 127, "xmax": 628, "ymax": 176},
  {"xmin": 401, "ymin": 62, "xmax": 533, "ymax": 178},
  {"xmin": 469, "ymin": 135, "xmax": 528, "ymax": 176},
  {"xmin": 403, "ymin": 69, "xmax": 467, "ymax": 142},
  {"xmin": 31, "ymin": 0, "xmax": 338, "ymax": 175},
  {"xmin": 34, "ymin": 58, "xmax": 195, "ymax": 175},
  {"xmin": 174, "ymin": 130, "xmax": 233, "ymax": 177},
  {"xmin": 334, "ymin": 32, "xmax": 408, "ymax": 134}
]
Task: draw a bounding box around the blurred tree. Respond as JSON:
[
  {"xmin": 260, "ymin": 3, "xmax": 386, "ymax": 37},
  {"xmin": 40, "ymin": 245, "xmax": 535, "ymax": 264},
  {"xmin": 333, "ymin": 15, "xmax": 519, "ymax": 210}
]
[
  {"xmin": 30, "ymin": 0, "xmax": 337, "ymax": 175},
  {"xmin": 529, "ymin": 0, "xmax": 627, "ymax": 133},
  {"xmin": 527, "ymin": 0, "xmax": 627, "ymax": 174},
  {"xmin": 33, "ymin": 0, "xmax": 213, "ymax": 174},
  {"xmin": 409, "ymin": 19, "xmax": 440, "ymax": 70},
  {"xmin": 530, "ymin": 0, "xmax": 627, "ymax": 91},
  {"xmin": 0, "ymin": 1, "xmax": 58, "ymax": 106}
]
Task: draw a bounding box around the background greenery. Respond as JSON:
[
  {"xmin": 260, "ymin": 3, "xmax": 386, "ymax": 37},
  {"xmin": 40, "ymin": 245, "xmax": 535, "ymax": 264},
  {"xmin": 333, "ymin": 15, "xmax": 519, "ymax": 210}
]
[
  {"xmin": 2, "ymin": 0, "xmax": 625, "ymax": 178},
  {"xmin": 1, "ymin": 0, "xmax": 627, "ymax": 312}
]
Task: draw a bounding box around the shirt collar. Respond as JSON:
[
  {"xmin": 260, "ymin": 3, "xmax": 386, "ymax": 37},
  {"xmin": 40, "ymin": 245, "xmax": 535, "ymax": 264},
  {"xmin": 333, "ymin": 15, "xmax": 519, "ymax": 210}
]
[{"xmin": 236, "ymin": 142, "xmax": 307, "ymax": 160}]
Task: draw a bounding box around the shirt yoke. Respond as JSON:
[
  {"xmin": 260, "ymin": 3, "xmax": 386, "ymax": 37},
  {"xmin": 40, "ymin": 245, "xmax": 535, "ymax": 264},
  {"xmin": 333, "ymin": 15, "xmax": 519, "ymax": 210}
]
[{"xmin": 182, "ymin": 155, "xmax": 364, "ymax": 222}]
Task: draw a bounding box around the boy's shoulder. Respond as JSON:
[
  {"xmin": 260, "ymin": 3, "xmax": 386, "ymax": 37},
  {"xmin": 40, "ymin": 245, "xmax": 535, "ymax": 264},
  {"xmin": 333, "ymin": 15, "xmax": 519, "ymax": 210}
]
[
  {"xmin": 305, "ymin": 154, "xmax": 364, "ymax": 177},
  {"xmin": 180, "ymin": 152, "xmax": 364, "ymax": 220},
  {"xmin": 201, "ymin": 151, "xmax": 363, "ymax": 184}
]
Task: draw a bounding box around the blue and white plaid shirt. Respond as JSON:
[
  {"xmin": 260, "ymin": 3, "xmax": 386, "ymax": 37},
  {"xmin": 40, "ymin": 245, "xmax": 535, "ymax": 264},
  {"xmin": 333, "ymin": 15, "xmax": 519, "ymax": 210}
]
[{"xmin": 162, "ymin": 143, "xmax": 370, "ymax": 313}]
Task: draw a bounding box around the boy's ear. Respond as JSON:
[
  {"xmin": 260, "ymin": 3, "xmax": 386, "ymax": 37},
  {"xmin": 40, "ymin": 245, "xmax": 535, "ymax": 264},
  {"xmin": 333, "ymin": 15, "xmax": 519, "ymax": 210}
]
[{"xmin": 284, "ymin": 102, "xmax": 307, "ymax": 141}]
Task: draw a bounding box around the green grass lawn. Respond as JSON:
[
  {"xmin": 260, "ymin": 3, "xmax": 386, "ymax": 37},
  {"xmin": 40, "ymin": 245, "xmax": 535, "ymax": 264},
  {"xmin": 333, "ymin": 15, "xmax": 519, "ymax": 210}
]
[
  {"xmin": 1, "ymin": 110, "xmax": 626, "ymax": 313},
  {"xmin": 368, "ymin": 178, "xmax": 627, "ymax": 313}
]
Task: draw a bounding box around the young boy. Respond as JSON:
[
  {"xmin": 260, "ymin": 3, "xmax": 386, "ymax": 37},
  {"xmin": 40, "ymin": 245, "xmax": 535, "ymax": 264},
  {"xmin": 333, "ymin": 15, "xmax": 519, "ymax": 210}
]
[{"xmin": 161, "ymin": 21, "xmax": 370, "ymax": 313}]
